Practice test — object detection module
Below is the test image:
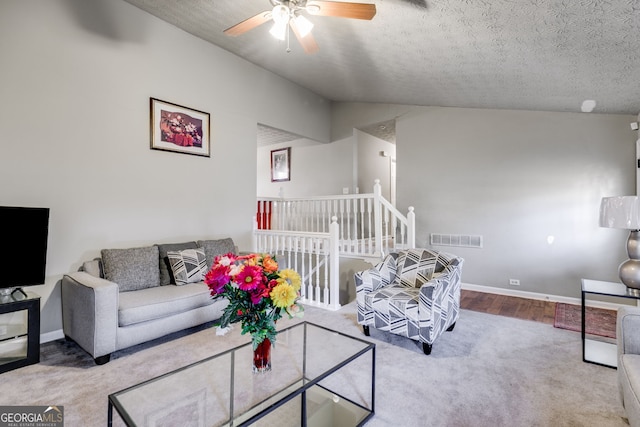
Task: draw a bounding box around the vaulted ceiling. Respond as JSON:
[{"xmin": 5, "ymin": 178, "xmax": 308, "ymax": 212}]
[{"xmin": 123, "ymin": 0, "xmax": 640, "ymax": 118}]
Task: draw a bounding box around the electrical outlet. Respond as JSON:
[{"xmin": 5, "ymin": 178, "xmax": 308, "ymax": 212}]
[{"xmin": 509, "ymin": 279, "xmax": 520, "ymax": 286}]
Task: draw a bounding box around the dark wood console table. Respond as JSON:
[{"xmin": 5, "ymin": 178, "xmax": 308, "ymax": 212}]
[{"xmin": 0, "ymin": 291, "xmax": 40, "ymax": 374}]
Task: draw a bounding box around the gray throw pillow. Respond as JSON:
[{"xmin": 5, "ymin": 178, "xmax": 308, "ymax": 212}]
[
  {"xmin": 156, "ymin": 241, "xmax": 198, "ymax": 285},
  {"xmin": 197, "ymin": 238, "xmax": 236, "ymax": 270},
  {"xmin": 166, "ymin": 248, "xmax": 207, "ymax": 285},
  {"xmin": 101, "ymin": 246, "xmax": 160, "ymax": 292}
]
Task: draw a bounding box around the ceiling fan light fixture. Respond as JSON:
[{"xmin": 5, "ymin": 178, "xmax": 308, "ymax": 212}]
[
  {"xmin": 269, "ymin": 21, "xmax": 288, "ymax": 40},
  {"xmin": 271, "ymin": 5, "xmax": 290, "ymax": 24},
  {"xmin": 306, "ymin": 5, "xmax": 320, "ymax": 13},
  {"xmin": 294, "ymin": 15, "xmax": 314, "ymax": 37}
]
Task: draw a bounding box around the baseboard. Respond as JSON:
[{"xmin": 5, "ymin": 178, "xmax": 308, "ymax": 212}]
[
  {"xmin": 461, "ymin": 282, "xmax": 632, "ymax": 311},
  {"xmin": 41, "ymin": 329, "xmax": 64, "ymax": 344}
]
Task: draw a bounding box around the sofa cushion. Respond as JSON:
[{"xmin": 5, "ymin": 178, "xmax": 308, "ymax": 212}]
[
  {"xmin": 156, "ymin": 241, "xmax": 198, "ymax": 285},
  {"xmin": 101, "ymin": 246, "xmax": 160, "ymax": 292},
  {"xmin": 369, "ymin": 285, "xmax": 420, "ymax": 323},
  {"xmin": 118, "ymin": 282, "xmax": 215, "ymax": 326},
  {"xmin": 197, "ymin": 238, "xmax": 236, "ymax": 270},
  {"xmin": 167, "ymin": 248, "xmax": 207, "ymax": 285}
]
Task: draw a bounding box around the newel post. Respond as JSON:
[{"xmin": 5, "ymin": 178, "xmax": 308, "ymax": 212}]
[
  {"xmin": 252, "ymin": 215, "xmax": 258, "ymax": 252},
  {"xmin": 407, "ymin": 206, "xmax": 416, "ymax": 249},
  {"xmin": 373, "ymin": 179, "xmax": 383, "ymax": 256},
  {"xmin": 329, "ymin": 216, "xmax": 341, "ymax": 310}
]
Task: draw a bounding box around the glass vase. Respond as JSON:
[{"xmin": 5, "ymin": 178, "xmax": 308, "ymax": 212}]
[{"xmin": 252, "ymin": 337, "xmax": 272, "ymax": 373}]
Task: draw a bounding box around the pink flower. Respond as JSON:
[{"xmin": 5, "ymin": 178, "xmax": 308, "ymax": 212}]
[
  {"xmin": 235, "ymin": 265, "xmax": 264, "ymax": 291},
  {"xmin": 249, "ymin": 281, "xmax": 271, "ymax": 304},
  {"xmin": 205, "ymin": 264, "xmax": 230, "ymax": 295}
]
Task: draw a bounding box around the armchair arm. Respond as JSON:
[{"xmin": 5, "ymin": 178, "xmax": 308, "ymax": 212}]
[
  {"xmin": 618, "ymin": 306, "xmax": 640, "ymax": 358},
  {"xmin": 418, "ymin": 260, "xmax": 463, "ymax": 341},
  {"xmin": 61, "ymin": 272, "xmax": 119, "ymax": 359},
  {"xmin": 354, "ymin": 253, "xmax": 398, "ymax": 294}
]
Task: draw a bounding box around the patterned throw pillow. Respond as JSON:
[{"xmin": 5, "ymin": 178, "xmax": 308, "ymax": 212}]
[
  {"xmin": 156, "ymin": 241, "xmax": 199, "ymax": 285},
  {"xmin": 166, "ymin": 248, "xmax": 208, "ymax": 285}
]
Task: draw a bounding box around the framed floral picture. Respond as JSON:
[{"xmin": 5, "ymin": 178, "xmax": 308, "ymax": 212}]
[
  {"xmin": 271, "ymin": 147, "xmax": 291, "ymax": 182},
  {"xmin": 150, "ymin": 98, "xmax": 210, "ymax": 157}
]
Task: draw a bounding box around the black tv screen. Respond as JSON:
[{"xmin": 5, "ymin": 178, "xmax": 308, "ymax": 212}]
[{"xmin": 0, "ymin": 206, "xmax": 50, "ymax": 289}]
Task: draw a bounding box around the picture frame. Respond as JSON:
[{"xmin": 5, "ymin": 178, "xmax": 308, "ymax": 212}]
[
  {"xmin": 271, "ymin": 147, "xmax": 291, "ymax": 182},
  {"xmin": 150, "ymin": 98, "xmax": 210, "ymax": 157}
]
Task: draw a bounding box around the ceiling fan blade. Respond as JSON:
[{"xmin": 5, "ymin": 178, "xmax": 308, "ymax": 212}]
[
  {"xmin": 290, "ymin": 19, "xmax": 319, "ymax": 54},
  {"xmin": 305, "ymin": 1, "xmax": 376, "ymax": 20},
  {"xmin": 223, "ymin": 11, "xmax": 272, "ymax": 36}
]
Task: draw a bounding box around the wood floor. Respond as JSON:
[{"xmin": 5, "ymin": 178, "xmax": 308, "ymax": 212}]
[{"xmin": 460, "ymin": 289, "xmax": 557, "ymax": 325}]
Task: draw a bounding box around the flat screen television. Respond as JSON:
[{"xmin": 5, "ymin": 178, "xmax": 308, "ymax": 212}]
[{"xmin": 0, "ymin": 206, "xmax": 50, "ymax": 296}]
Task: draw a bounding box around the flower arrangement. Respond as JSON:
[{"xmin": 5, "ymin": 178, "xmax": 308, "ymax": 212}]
[{"xmin": 205, "ymin": 253, "xmax": 303, "ymax": 349}]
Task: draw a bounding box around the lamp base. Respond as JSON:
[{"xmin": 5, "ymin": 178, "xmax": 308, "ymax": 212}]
[{"xmin": 619, "ymin": 259, "xmax": 640, "ymax": 290}]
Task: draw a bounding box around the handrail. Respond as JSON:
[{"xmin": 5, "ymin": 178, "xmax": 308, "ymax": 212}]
[
  {"xmin": 254, "ymin": 179, "xmax": 415, "ymax": 310},
  {"xmin": 257, "ymin": 180, "xmax": 414, "ymax": 257},
  {"xmin": 259, "ymin": 193, "xmax": 375, "ymax": 202}
]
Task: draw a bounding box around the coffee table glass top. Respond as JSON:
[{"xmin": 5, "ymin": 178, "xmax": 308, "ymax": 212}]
[{"xmin": 108, "ymin": 321, "xmax": 375, "ymax": 427}]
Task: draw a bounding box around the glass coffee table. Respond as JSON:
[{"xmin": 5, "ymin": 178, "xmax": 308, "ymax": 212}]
[{"xmin": 108, "ymin": 322, "xmax": 375, "ymax": 426}]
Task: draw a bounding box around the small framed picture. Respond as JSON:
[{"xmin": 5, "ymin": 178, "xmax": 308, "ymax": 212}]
[
  {"xmin": 271, "ymin": 147, "xmax": 291, "ymax": 182},
  {"xmin": 150, "ymin": 98, "xmax": 210, "ymax": 157}
]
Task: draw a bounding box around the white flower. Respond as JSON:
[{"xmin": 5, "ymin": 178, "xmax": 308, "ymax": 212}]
[
  {"xmin": 229, "ymin": 264, "xmax": 243, "ymax": 276},
  {"xmin": 218, "ymin": 255, "xmax": 233, "ymax": 267},
  {"xmin": 216, "ymin": 325, "xmax": 232, "ymax": 336}
]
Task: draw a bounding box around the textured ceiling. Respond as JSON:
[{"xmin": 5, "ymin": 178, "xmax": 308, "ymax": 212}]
[
  {"xmin": 359, "ymin": 119, "xmax": 397, "ymax": 143},
  {"xmin": 257, "ymin": 124, "xmax": 304, "ymax": 146},
  {"xmin": 123, "ymin": 0, "xmax": 640, "ymax": 117}
]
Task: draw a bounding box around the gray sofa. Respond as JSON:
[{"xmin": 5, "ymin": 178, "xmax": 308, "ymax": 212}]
[
  {"xmin": 618, "ymin": 306, "xmax": 640, "ymax": 426},
  {"xmin": 61, "ymin": 238, "xmax": 235, "ymax": 364}
]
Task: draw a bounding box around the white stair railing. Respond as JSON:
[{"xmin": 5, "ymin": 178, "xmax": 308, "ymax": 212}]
[
  {"xmin": 257, "ymin": 180, "xmax": 415, "ymax": 258},
  {"xmin": 254, "ymin": 180, "xmax": 415, "ymax": 311},
  {"xmin": 253, "ymin": 216, "xmax": 341, "ymax": 311}
]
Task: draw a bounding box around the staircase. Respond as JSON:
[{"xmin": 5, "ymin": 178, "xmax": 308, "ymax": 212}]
[{"xmin": 253, "ymin": 180, "xmax": 415, "ymax": 311}]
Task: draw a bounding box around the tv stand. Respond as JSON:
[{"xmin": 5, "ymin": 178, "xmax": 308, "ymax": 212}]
[
  {"xmin": 0, "ymin": 291, "xmax": 40, "ymax": 374},
  {"xmin": 0, "ymin": 288, "xmax": 28, "ymax": 299}
]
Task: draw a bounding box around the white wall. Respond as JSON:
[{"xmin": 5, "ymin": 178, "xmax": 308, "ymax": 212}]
[
  {"xmin": 356, "ymin": 130, "xmax": 396, "ymax": 199},
  {"xmin": 257, "ymin": 139, "xmax": 354, "ymax": 198},
  {"xmin": 0, "ymin": 0, "xmax": 330, "ymax": 334},
  {"xmin": 333, "ymin": 102, "xmax": 637, "ymax": 299}
]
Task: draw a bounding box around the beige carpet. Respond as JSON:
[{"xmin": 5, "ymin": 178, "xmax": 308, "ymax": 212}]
[{"xmin": 0, "ymin": 302, "xmax": 628, "ymax": 426}]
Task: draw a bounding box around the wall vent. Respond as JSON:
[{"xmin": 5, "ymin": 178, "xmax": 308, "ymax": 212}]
[{"xmin": 430, "ymin": 233, "xmax": 483, "ymax": 249}]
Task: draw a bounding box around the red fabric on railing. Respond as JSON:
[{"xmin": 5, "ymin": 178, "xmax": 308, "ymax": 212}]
[{"xmin": 256, "ymin": 200, "xmax": 272, "ymax": 230}]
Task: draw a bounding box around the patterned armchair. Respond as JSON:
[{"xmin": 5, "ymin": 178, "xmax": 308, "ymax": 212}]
[{"xmin": 354, "ymin": 249, "xmax": 464, "ymax": 354}]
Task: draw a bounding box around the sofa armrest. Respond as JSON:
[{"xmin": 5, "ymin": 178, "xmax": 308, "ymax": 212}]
[
  {"xmin": 61, "ymin": 272, "xmax": 119, "ymax": 359},
  {"xmin": 618, "ymin": 306, "xmax": 640, "ymax": 358}
]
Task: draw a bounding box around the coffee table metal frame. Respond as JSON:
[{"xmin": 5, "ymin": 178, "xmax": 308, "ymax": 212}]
[
  {"xmin": 581, "ymin": 279, "xmax": 640, "ymax": 369},
  {"xmin": 108, "ymin": 321, "xmax": 375, "ymax": 426}
]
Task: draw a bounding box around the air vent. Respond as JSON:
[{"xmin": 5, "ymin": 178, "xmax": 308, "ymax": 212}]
[{"xmin": 430, "ymin": 233, "xmax": 483, "ymax": 249}]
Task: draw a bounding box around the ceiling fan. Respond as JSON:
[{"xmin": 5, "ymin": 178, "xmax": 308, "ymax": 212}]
[{"xmin": 223, "ymin": 0, "xmax": 377, "ymax": 54}]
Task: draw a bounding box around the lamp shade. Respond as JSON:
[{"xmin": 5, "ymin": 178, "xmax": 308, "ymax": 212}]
[{"xmin": 600, "ymin": 196, "xmax": 640, "ymax": 230}]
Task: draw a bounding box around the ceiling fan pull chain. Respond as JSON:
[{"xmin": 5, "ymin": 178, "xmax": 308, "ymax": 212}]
[{"xmin": 286, "ymin": 21, "xmax": 291, "ymax": 53}]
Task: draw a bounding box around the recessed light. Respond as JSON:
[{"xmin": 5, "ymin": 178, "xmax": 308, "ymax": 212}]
[{"xmin": 581, "ymin": 100, "xmax": 596, "ymax": 113}]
